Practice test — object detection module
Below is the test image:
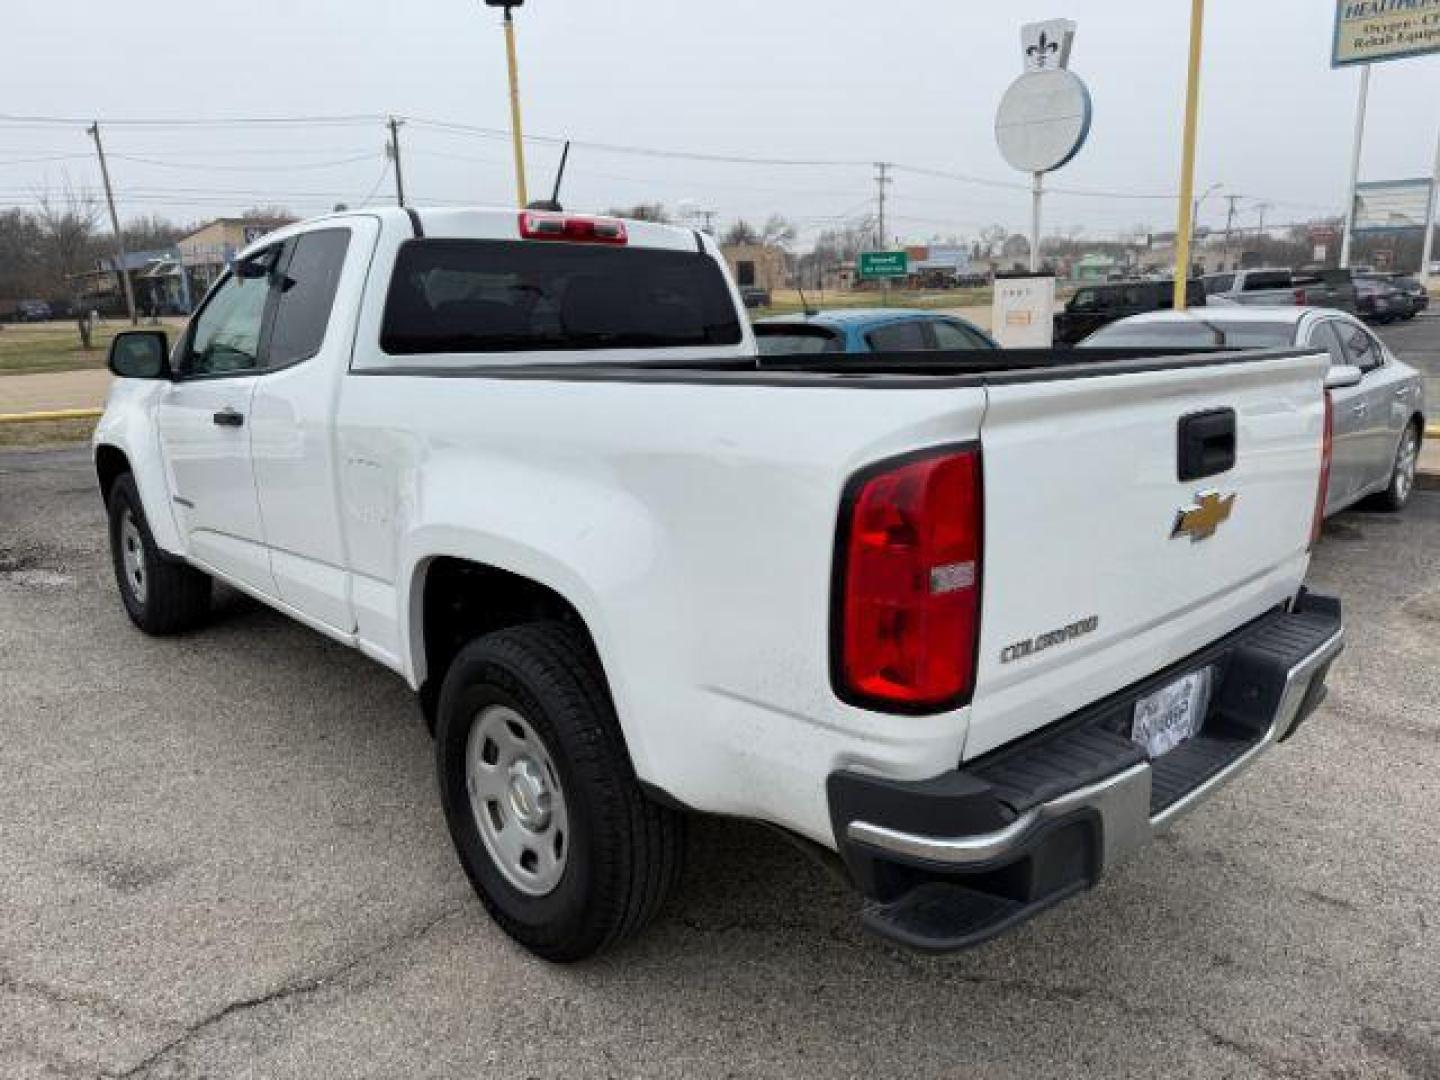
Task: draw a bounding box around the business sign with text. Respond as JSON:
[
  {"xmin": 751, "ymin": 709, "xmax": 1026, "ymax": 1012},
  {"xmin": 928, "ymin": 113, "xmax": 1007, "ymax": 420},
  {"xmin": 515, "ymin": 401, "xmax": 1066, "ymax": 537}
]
[
  {"xmin": 1333, "ymin": 0, "xmax": 1440, "ymax": 67},
  {"xmin": 857, "ymin": 251, "xmax": 910, "ymax": 280}
]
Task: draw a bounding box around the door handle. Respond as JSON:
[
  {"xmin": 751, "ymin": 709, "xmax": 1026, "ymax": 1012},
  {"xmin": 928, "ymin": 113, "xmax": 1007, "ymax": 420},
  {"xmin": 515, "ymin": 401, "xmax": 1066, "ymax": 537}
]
[
  {"xmin": 1351, "ymin": 403, "xmax": 1367, "ymax": 414},
  {"xmin": 1395, "ymin": 388, "xmax": 1411, "ymax": 398},
  {"xmin": 212, "ymin": 408, "xmax": 245, "ymax": 428}
]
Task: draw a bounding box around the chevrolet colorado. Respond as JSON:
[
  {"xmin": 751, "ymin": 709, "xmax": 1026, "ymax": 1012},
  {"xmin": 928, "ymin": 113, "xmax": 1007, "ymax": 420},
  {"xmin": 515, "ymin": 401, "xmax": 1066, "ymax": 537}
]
[{"xmin": 95, "ymin": 207, "xmax": 1344, "ymax": 960}]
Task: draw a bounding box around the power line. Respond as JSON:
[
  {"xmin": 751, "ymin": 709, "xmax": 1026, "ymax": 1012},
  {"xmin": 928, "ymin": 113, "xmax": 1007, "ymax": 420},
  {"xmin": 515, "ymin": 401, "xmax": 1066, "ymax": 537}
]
[{"xmin": 109, "ymin": 152, "xmax": 380, "ymax": 173}]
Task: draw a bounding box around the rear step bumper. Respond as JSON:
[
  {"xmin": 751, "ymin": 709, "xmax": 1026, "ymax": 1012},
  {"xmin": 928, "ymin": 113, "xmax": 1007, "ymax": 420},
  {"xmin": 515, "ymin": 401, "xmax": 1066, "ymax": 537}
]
[{"xmin": 828, "ymin": 590, "xmax": 1343, "ymax": 953}]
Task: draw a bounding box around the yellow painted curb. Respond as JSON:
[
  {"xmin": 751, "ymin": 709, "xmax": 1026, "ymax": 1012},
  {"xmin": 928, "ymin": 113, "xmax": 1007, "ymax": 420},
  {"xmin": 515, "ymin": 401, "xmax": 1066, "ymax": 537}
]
[
  {"xmin": 0, "ymin": 408, "xmax": 102, "ymax": 425},
  {"xmin": 1429, "ymin": 426, "xmax": 1440, "ymax": 439}
]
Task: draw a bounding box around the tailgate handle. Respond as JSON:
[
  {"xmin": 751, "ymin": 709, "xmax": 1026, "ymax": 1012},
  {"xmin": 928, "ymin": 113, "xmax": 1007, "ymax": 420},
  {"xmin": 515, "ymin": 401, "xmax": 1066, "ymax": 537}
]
[{"xmin": 1177, "ymin": 408, "xmax": 1236, "ymax": 482}]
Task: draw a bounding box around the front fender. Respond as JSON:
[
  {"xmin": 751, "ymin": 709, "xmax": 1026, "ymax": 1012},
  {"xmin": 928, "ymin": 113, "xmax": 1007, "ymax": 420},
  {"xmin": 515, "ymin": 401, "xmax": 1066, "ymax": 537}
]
[{"xmin": 93, "ymin": 382, "xmax": 183, "ymax": 555}]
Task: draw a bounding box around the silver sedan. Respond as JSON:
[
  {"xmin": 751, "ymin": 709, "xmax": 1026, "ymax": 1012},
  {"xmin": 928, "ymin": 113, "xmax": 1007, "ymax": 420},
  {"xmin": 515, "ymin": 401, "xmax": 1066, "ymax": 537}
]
[{"xmin": 1080, "ymin": 307, "xmax": 1427, "ymax": 515}]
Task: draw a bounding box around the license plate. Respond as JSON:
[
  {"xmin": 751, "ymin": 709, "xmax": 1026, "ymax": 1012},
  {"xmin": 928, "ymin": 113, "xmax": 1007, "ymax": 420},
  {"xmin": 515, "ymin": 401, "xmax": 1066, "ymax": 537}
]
[{"xmin": 1132, "ymin": 667, "xmax": 1213, "ymax": 759}]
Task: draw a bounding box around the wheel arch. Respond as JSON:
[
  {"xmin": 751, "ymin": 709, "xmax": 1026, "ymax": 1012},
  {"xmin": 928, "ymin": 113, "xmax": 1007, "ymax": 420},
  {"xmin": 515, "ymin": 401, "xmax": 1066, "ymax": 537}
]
[
  {"xmin": 95, "ymin": 443, "xmax": 131, "ymax": 505},
  {"xmin": 409, "ymin": 555, "xmax": 612, "ymax": 733}
]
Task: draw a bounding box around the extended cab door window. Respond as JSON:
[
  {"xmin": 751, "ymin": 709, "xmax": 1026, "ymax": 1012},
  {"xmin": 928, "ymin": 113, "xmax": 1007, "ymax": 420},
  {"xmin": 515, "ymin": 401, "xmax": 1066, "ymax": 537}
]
[
  {"xmin": 181, "ymin": 248, "xmax": 279, "ymax": 377},
  {"xmin": 265, "ymin": 229, "xmax": 352, "ymax": 371}
]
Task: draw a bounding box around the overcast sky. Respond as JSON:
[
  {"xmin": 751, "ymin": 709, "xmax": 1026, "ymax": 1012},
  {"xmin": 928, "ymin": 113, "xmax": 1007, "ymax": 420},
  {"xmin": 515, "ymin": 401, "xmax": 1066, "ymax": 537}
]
[{"xmin": 2, "ymin": 0, "xmax": 1437, "ymax": 246}]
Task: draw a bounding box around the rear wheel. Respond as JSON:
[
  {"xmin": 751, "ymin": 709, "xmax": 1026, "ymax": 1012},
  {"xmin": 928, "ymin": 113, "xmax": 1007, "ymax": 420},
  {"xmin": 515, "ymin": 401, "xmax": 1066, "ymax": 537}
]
[
  {"xmin": 1374, "ymin": 423, "xmax": 1420, "ymax": 512},
  {"xmin": 107, "ymin": 473, "xmax": 212, "ymax": 634},
  {"xmin": 434, "ymin": 622, "xmax": 685, "ymax": 961}
]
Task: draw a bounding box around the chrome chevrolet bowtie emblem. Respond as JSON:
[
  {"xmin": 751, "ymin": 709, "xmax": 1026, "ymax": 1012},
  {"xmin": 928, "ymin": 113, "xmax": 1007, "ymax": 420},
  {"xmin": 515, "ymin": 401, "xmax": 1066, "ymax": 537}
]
[{"xmin": 1173, "ymin": 490, "xmax": 1236, "ymax": 543}]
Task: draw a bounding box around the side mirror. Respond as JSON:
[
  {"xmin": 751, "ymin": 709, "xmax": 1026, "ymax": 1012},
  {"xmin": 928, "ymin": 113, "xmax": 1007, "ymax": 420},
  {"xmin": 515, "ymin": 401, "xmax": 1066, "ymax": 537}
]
[
  {"xmin": 108, "ymin": 330, "xmax": 171, "ymax": 380},
  {"xmin": 1325, "ymin": 364, "xmax": 1362, "ymax": 391}
]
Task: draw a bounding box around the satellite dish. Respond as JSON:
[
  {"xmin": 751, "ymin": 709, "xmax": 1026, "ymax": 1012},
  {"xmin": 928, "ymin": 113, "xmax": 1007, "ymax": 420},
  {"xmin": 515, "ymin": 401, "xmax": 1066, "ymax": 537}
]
[{"xmin": 995, "ymin": 69, "xmax": 1092, "ymax": 174}]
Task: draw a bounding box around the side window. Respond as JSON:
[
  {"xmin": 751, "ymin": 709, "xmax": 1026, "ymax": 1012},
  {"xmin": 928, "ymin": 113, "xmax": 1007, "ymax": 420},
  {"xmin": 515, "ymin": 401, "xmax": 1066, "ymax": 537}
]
[
  {"xmin": 1307, "ymin": 321, "xmax": 1347, "ymax": 367},
  {"xmin": 267, "ymin": 229, "xmax": 352, "ymax": 370},
  {"xmin": 930, "ymin": 319, "xmax": 994, "ymax": 350},
  {"xmin": 866, "ymin": 321, "xmax": 929, "ymax": 352},
  {"xmin": 183, "ymin": 248, "xmax": 279, "ymax": 377},
  {"xmin": 1339, "ymin": 323, "xmax": 1384, "ymax": 373},
  {"xmin": 1072, "ymin": 289, "xmax": 1097, "ymax": 310}
]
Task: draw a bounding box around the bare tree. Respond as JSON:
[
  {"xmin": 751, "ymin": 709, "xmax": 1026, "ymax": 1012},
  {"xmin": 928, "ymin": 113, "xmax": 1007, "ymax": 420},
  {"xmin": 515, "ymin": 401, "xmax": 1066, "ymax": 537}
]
[
  {"xmin": 759, "ymin": 214, "xmax": 797, "ymax": 249},
  {"xmin": 240, "ymin": 205, "xmax": 299, "ymax": 227},
  {"xmin": 123, "ymin": 213, "xmax": 186, "ymax": 252},
  {"xmin": 721, "ymin": 219, "xmax": 761, "ymax": 247},
  {"xmin": 602, "ymin": 202, "xmax": 671, "ymax": 223},
  {"xmin": 35, "ymin": 181, "xmax": 102, "ymax": 345}
]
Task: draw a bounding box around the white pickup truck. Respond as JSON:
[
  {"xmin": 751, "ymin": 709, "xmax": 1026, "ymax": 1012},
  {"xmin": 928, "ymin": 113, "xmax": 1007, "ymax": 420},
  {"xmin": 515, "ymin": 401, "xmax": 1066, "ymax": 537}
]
[{"xmin": 96, "ymin": 207, "xmax": 1345, "ymax": 961}]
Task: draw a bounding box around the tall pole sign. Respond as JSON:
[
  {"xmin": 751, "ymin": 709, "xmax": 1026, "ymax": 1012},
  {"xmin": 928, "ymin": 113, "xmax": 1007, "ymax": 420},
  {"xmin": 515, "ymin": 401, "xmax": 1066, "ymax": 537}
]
[
  {"xmin": 1332, "ymin": 0, "xmax": 1440, "ymax": 268},
  {"xmin": 995, "ymin": 20, "xmax": 1092, "ymax": 275}
]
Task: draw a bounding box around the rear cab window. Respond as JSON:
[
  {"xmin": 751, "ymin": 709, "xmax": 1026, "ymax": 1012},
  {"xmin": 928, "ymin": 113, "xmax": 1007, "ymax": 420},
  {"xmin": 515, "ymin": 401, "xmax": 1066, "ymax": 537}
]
[{"xmin": 379, "ymin": 240, "xmax": 743, "ymax": 357}]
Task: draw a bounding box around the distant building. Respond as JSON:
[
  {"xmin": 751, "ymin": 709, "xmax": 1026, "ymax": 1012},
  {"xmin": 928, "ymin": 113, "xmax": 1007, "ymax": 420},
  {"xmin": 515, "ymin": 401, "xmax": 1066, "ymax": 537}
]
[
  {"xmin": 177, "ymin": 217, "xmax": 291, "ymax": 295},
  {"xmin": 720, "ymin": 243, "xmax": 787, "ymax": 294},
  {"xmin": 909, "ymin": 244, "xmax": 976, "ymax": 286},
  {"xmin": 73, "ymin": 248, "xmax": 190, "ymax": 317}
]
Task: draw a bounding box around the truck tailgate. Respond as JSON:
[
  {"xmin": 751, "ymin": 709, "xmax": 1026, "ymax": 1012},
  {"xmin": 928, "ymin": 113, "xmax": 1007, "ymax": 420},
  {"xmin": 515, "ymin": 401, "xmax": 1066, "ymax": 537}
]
[{"xmin": 965, "ymin": 350, "xmax": 1329, "ymax": 759}]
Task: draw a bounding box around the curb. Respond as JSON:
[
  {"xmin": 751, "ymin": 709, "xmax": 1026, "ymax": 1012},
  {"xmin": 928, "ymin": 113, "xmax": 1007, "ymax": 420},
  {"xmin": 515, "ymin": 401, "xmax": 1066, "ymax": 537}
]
[{"xmin": 0, "ymin": 408, "xmax": 102, "ymax": 425}]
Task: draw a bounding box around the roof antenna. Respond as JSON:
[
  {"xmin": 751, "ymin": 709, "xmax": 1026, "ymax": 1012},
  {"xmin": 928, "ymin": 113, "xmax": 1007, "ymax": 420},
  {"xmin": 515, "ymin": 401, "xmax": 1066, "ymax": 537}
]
[
  {"xmin": 526, "ymin": 140, "xmax": 570, "ymax": 212},
  {"xmin": 796, "ymin": 262, "xmax": 818, "ymax": 317}
]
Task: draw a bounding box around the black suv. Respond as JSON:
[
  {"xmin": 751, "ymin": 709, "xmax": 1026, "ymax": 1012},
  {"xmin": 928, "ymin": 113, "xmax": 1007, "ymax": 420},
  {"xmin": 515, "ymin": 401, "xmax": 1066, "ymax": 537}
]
[{"xmin": 1054, "ymin": 279, "xmax": 1206, "ymax": 346}]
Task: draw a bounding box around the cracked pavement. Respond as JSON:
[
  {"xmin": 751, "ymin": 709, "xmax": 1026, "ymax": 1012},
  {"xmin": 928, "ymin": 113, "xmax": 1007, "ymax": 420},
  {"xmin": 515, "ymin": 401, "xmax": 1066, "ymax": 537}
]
[{"xmin": 1, "ymin": 446, "xmax": 1438, "ymax": 1080}]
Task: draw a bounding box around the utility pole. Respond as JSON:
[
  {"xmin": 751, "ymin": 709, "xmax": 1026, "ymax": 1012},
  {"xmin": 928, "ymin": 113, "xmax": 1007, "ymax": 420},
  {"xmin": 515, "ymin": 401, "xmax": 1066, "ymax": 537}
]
[
  {"xmin": 875, "ymin": 162, "xmax": 893, "ymax": 300},
  {"xmin": 87, "ymin": 122, "xmax": 137, "ymax": 326},
  {"xmin": 1222, "ymin": 194, "xmax": 1240, "ymax": 270},
  {"xmin": 387, "ymin": 116, "xmax": 407, "ymax": 207},
  {"xmin": 874, "ymin": 162, "xmax": 891, "ymax": 250}
]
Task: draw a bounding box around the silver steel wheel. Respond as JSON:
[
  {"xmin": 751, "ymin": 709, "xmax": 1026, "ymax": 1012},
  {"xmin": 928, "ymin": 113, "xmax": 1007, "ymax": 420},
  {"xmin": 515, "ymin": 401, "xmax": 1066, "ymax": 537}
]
[
  {"xmin": 465, "ymin": 704, "xmax": 569, "ymax": 897},
  {"xmin": 119, "ymin": 510, "xmax": 147, "ymax": 604},
  {"xmin": 1394, "ymin": 428, "xmax": 1418, "ymax": 504}
]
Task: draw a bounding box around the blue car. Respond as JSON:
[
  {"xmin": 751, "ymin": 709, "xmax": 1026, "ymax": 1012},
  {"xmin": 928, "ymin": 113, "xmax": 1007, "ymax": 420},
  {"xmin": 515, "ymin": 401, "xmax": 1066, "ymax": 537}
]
[{"xmin": 753, "ymin": 309, "xmax": 998, "ymax": 356}]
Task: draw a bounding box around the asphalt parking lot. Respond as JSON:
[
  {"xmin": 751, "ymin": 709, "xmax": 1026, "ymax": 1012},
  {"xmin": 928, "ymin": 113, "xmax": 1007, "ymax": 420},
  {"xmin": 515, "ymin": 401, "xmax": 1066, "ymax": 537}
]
[{"xmin": 1, "ymin": 395, "xmax": 1438, "ymax": 1077}]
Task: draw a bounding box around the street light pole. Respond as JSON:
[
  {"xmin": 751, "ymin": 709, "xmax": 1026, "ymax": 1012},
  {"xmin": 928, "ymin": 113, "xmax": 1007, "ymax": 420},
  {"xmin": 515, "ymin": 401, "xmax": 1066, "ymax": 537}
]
[
  {"xmin": 1172, "ymin": 0, "xmax": 1206, "ymax": 311},
  {"xmin": 486, "ymin": 0, "xmax": 530, "ymax": 208}
]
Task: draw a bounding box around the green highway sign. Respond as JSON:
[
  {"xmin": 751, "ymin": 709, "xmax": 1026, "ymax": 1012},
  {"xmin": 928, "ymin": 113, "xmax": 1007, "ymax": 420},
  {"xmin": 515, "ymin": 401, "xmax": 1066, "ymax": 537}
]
[{"xmin": 857, "ymin": 251, "xmax": 910, "ymax": 280}]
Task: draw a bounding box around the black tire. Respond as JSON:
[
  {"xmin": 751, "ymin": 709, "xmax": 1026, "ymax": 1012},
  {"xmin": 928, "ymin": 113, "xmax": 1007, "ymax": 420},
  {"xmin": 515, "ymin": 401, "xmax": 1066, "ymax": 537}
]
[
  {"xmin": 1373, "ymin": 422, "xmax": 1421, "ymax": 513},
  {"xmin": 107, "ymin": 473, "xmax": 212, "ymax": 634},
  {"xmin": 434, "ymin": 622, "xmax": 685, "ymax": 962}
]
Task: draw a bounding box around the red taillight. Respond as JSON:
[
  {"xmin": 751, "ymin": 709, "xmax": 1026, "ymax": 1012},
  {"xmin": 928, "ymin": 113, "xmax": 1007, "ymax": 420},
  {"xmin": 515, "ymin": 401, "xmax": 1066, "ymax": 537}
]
[
  {"xmin": 1310, "ymin": 393, "xmax": 1333, "ymax": 549},
  {"xmin": 835, "ymin": 447, "xmax": 983, "ymax": 711},
  {"xmin": 1294, "ymin": 288, "xmax": 1308, "ymax": 305},
  {"xmin": 518, "ymin": 211, "xmax": 628, "ymax": 245}
]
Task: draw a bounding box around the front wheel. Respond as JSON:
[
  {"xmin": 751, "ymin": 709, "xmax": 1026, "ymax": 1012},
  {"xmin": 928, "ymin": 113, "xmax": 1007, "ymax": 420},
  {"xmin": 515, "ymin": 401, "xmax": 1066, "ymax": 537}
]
[
  {"xmin": 1374, "ymin": 423, "xmax": 1420, "ymax": 512},
  {"xmin": 107, "ymin": 473, "xmax": 212, "ymax": 634},
  {"xmin": 434, "ymin": 622, "xmax": 685, "ymax": 961}
]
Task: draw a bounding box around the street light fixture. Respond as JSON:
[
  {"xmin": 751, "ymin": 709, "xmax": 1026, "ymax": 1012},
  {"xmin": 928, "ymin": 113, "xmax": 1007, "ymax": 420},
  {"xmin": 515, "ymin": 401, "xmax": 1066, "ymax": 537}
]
[{"xmin": 485, "ymin": 0, "xmax": 529, "ymax": 208}]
